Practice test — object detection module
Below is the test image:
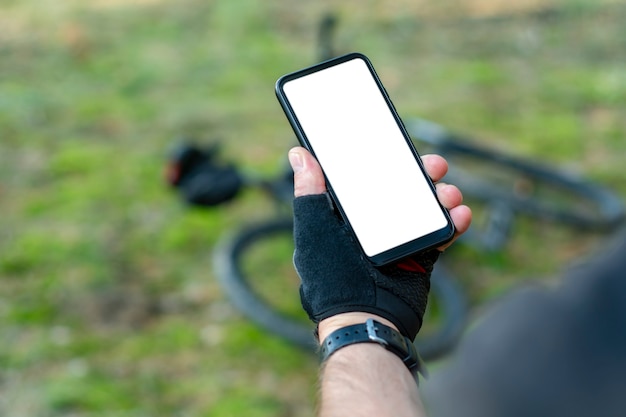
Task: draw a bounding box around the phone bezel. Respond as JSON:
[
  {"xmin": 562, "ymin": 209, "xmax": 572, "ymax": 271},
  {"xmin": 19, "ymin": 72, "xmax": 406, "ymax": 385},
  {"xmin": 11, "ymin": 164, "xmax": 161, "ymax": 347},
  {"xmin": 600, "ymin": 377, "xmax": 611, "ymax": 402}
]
[{"xmin": 275, "ymin": 52, "xmax": 455, "ymax": 266}]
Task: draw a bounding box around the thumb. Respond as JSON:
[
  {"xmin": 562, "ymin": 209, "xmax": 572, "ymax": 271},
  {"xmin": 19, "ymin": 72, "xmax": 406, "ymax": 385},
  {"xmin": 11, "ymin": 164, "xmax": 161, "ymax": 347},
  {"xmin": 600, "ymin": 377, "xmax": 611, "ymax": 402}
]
[{"xmin": 288, "ymin": 147, "xmax": 326, "ymax": 197}]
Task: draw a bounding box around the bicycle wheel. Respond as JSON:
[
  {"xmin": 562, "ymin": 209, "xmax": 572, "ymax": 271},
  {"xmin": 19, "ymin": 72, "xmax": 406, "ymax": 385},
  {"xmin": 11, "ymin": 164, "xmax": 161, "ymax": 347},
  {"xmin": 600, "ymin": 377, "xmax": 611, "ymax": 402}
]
[
  {"xmin": 213, "ymin": 217, "xmax": 468, "ymax": 360},
  {"xmin": 213, "ymin": 217, "xmax": 317, "ymax": 349},
  {"xmin": 417, "ymin": 263, "xmax": 468, "ymax": 361},
  {"xmin": 405, "ymin": 118, "xmax": 625, "ymax": 235}
]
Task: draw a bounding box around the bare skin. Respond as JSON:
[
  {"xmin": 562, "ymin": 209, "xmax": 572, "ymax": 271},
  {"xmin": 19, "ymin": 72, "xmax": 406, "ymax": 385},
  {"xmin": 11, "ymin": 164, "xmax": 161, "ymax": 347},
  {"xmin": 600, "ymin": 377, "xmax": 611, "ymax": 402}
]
[{"xmin": 288, "ymin": 147, "xmax": 472, "ymax": 417}]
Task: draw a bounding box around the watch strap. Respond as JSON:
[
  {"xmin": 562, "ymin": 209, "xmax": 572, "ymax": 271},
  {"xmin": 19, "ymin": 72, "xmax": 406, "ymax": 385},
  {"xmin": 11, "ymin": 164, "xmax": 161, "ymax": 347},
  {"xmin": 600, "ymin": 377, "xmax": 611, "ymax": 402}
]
[{"xmin": 319, "ymin": 319, "xmax": 423, "ymax": 378}]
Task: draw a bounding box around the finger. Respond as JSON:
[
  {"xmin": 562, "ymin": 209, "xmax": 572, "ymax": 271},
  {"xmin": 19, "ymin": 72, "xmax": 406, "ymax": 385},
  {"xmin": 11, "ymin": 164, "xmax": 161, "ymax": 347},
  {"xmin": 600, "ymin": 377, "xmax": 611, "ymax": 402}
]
[
  {"xmin": 438, "ymin": 204, "xmax": 472, "ymax": 251},
  {"xmin": 435, "ymin": 182, "xmax": 463, "ymax": 209},
  {"xmin": 434, "ymin": 182, "xmax": 472, "ymax": 251},
  {"xmin": 288, "ymin": 147, "xmax": 327, "ymax": 197},
  {"xmin": 449, "ymin": 205, "xmax": 472, "ymax": 236},
  {"xmin": 421, "ymin": 154, "xmax": 448, "ymax": 183}
]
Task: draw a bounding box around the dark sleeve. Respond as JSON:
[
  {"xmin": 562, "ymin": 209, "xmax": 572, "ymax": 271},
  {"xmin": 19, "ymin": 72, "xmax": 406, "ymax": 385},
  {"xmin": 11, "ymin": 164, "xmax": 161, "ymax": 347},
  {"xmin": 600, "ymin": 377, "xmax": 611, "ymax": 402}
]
[{"xmin": 423, "ymin": 230, "xmax": 626, "ymax": 417}]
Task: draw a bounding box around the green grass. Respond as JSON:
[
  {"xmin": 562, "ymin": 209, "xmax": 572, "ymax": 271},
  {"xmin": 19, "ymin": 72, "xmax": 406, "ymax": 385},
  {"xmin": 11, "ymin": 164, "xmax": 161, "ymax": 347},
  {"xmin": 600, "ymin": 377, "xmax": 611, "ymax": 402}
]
[{"xmin": 1, "ymin": 0, "xmax": 625, "ymax": 415}]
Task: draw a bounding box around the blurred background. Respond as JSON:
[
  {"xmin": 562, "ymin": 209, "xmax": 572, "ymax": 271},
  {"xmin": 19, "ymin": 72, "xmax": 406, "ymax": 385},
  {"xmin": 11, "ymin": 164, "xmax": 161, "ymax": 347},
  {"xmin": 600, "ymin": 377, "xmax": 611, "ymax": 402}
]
[{"xmin": 1, "ymin": 0, "xmax": 625, "ymax": 415}]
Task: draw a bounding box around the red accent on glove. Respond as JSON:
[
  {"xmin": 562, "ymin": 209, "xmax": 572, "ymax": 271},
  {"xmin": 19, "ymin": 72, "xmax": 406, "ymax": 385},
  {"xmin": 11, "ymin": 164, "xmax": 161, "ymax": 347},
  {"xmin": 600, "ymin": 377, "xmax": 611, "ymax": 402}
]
[{"xmin": 397, "ymin": 258, "xmax": 426, "ymax": 273}]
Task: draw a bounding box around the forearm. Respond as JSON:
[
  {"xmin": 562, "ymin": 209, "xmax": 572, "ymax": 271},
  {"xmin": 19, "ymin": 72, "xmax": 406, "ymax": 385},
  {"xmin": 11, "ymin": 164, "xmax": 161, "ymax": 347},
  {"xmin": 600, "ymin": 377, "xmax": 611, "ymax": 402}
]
[{"xmin": 317, "ymin": 313, "xmax": 426, "ymax": 417}]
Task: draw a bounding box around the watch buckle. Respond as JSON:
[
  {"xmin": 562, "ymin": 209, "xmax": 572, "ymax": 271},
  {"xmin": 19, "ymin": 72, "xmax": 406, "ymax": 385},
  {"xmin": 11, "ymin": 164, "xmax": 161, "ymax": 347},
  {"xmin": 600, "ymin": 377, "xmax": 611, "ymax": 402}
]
[{"xmin": 366, "ymin": 318, "xmax": 389, "ymax": 346}]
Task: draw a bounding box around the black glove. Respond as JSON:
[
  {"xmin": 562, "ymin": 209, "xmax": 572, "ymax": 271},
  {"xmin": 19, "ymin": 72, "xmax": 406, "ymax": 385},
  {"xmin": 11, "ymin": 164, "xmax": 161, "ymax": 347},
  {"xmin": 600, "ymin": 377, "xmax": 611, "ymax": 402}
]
[{"xmin": 293, "ymin": 193, "xmax": 440, "ymax": 341}]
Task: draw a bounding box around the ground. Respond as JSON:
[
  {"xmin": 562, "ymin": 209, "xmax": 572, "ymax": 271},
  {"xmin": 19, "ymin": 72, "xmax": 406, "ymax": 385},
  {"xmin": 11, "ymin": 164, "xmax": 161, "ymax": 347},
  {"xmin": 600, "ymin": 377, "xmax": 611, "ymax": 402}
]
[{"xmin": 1, "ymin": 0, "xmax": 625, "ymax": 416}]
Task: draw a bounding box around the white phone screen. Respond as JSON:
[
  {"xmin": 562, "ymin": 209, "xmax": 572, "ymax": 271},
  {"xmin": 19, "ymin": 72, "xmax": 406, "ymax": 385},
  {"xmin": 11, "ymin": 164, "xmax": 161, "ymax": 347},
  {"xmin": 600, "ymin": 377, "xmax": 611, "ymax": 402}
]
[{"xmin": 279, "ymin": 55, "xmax": 451, "ymax": 261}]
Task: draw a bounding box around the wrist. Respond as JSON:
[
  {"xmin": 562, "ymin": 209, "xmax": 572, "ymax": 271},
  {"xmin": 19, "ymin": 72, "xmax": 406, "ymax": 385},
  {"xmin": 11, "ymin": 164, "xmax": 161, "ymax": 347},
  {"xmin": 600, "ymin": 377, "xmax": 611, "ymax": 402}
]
[
  {"xmin": 318, "ymin": 316, "xmax": 423, "ymax": 380},
  {"xmin": 318, "ymin": 312, "xmax": 399, "ymax": 344}
]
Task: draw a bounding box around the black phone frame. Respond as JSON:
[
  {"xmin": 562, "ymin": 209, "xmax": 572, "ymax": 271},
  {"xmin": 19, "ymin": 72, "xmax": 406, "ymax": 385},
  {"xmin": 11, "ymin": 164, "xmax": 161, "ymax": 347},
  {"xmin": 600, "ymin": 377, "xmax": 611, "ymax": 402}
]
[{"xmin": 275, "ymin": 52, "xmax": 455, "ymax": 266}]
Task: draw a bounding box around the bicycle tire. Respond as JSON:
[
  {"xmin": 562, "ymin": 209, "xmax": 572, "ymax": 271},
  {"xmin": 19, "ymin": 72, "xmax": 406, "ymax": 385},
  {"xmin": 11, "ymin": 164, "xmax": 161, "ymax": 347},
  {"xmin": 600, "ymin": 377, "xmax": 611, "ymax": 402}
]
[
  {"xmin": 405, "ymin": 118, "xmax": 625, "ymax": 232},
  {"xmin": 213, "ymin": 217, "xmax": 317, "ymax": 349},
  {"xmin": 213, "ymin": 217, "xmax": 468, "ymax": 360}
]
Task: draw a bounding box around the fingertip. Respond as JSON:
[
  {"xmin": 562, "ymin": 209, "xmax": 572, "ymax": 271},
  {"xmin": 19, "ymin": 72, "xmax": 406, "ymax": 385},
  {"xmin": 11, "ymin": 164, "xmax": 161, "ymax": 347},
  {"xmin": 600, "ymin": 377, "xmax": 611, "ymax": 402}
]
[
  {"xmin": 437, "ymin": 204, "xmax": 472, "ymax": 251},
  {"xmin": 288, "ymin": 147, "xmax": 305, "ymax": 173},
  {"xmin": 421, "ymin": 154, "xmax": 449, "ymax": 182},
  {"xmin": 435, "ymin": 182, "xmax": 463, "ymax": 209},
  {"xmin": 450, "ymin": 204, "xmax": 472, "ymax": 235},
  {"xmin": 289, "ymin": 147, "xmax": 326, "ymax": 197}
]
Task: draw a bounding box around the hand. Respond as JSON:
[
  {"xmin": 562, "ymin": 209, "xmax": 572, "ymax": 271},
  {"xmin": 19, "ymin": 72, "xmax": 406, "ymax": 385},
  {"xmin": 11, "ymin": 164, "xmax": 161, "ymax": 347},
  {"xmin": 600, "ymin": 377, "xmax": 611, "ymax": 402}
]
[
  {"xmin": 288, "ymin": 147, "xmax": 472, "ymax": 340},
  {"xmin": 289, "ymin": 146, "xmax": 471, "ymax": 249}
]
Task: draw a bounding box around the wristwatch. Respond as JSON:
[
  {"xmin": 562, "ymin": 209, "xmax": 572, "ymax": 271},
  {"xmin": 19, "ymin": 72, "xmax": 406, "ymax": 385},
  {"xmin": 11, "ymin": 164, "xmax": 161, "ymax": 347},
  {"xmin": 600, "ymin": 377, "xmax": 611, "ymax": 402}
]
[{"xmin": 319, "ymin": 318, "xmax": 423, "ymax": 379}]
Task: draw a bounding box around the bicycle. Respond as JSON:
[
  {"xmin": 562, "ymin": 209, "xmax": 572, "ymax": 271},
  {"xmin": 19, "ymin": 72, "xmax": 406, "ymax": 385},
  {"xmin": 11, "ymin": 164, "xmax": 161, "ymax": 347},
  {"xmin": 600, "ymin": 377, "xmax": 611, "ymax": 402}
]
[{"xmin": 165, "ymin": 119, "xmax": 624, "ymax": 360}]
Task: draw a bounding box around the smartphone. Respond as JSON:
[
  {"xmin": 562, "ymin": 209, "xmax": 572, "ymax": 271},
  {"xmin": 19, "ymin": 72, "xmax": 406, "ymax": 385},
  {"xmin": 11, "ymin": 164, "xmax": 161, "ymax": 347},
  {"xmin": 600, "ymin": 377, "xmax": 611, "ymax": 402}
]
[{"xmin": 275, "ymin": 52, "xmax": 455, "ymax": 266}]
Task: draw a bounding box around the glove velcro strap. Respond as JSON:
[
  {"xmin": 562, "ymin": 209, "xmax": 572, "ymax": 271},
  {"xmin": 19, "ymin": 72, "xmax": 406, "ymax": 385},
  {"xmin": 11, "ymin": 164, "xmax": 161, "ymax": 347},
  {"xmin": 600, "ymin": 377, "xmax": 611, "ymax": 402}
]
[{"xmin": 309, "ymin": 288, "xmax": 421, "ymax": 341}]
